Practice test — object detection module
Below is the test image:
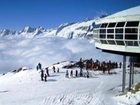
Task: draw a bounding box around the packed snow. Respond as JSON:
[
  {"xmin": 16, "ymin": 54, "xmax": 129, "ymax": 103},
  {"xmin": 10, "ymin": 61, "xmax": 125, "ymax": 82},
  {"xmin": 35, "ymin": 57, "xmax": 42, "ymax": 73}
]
[{"xmin": 0, "ymin": 62, "xmax": 140, "ymax": 105}]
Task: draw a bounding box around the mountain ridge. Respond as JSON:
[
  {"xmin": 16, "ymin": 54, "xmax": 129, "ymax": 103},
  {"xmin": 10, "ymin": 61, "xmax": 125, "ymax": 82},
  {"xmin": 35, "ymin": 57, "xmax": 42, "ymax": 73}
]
[{"xmin": 0, "ymin": 19, "xmax": 95, "ymax": 39}]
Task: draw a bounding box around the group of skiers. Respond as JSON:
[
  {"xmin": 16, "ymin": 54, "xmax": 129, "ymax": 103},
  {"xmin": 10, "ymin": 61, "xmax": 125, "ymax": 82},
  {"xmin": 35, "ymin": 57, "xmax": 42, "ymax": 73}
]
[
  {"xmin": 65, "ymin": 69, "xmax": 89, "ymax": 78},
  {"xmin": 78, "ymin": 58, "xmax": 122, "ymax": 74},
  {"xmin": 37, "ymin": 63, "xmax": 60, "ymax": 82},
  {"xmin": 40, "ymin": 67, "xmax": 50, "ymax": 82},
  {"xmin": 52, "ymin": 66, "xmax": 59, "ymax": 73},
  {"xmin": 37, "ymin": 58, "xmax": 121, "ymax": 81}
]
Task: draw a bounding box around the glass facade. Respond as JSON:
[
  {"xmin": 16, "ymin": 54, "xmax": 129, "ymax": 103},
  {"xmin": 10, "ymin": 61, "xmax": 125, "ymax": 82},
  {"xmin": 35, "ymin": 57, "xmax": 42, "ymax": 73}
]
[{"xmin": 93, "ymin": 21, "xmax": 140, "ymax": 47}]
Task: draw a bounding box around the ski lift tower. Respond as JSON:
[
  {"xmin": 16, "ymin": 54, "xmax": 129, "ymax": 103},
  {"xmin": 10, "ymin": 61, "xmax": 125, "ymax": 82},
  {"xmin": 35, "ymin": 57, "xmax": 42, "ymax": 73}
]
[{"xmin": 93, "ymin": 6, "xmax": 140, "ymax": 92}]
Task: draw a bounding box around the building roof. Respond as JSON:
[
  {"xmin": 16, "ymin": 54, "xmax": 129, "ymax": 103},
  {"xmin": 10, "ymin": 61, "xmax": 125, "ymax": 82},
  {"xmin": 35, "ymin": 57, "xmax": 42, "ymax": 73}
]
[{"xmin": 96, "ymin": 5, "xmax": 140, "ymax": 24}]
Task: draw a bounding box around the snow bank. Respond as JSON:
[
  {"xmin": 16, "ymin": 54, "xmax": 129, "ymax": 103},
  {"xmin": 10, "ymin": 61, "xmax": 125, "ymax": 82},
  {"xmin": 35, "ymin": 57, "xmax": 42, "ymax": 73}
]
[{"xmin": 116, "ymin": 91, "xmax": 140, "ymax": 105}]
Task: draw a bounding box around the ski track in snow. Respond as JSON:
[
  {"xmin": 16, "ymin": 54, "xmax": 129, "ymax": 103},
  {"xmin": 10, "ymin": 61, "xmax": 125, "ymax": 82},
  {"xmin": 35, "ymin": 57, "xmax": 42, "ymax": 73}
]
[{"xmin": 40, "ymin": 69, "xmax": 117, "ymax": 105}]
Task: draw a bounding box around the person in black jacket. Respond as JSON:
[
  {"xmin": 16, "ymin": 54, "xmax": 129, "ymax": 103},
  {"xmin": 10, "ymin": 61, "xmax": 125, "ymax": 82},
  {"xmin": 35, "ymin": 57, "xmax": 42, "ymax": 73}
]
[
  {"xmin": 65, "ymin": 70, "xmax": 69, "ymax": 78},
  {"xmin": 75, "ymin": 70, "xmax": 78, "ymax": 77},
  {"xmin": 53, "ymin": 66, "xmax": 56, "ymax": 73},
  {"xmin": 38, "ymin": 63, "xmax": 42, "ymax": 70},
  {"xmin": 44, "ymin": 74, "xmax": 47, "ymax": 82},
  {"xmin": 79, "ymin": 58, "xmax": 83, "ymax": 77},
  {"xmin": 36, "ymin": 65, "xmax": 39, "ymax": 71},
  {"xmin": 70, "ymin": 70, "xmax": 73, "ymax": 77},
  {"xmin": 45, "ymin": 67, "xmax": 50, "ymax": 77},
  {"xmin": 40, "ymin": 69, "xmax": 44, "ymax": 81}
]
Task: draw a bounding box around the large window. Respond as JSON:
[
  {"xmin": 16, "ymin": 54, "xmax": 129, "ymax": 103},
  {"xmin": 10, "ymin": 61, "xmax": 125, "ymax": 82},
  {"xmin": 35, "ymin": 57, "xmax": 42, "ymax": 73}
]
[
  {"xmin": 100, "ymin": 29, "xmax": 106, "ymax": 33},
  {"xmin": 101, "ymin": 23, "xmax": 108, "ymax": 28},
  {"xmin": 116, "ymin": 41, "xmax": 125, "ymax": 45},
  {"xmin": 125, "ymin": 34, "xmax": 138, "ymax": 40},
  {"xmin": 100, "ymin": 34, "xmax": 106, "ymax": 38},
  {"xmin": 125, "ymin": 41, "xmax": 139, "ymax": 46},
  {"xmin": 115, "ymin": 28, "xmax": 123, "ymax": 33},
  {"xmin": 100, "ymin": 40, "xmax": 107, "ymax": 44},
  {"xmin": 107, "ymin": 29, "xmax": 114, "ymax": 33},
  {"xmin": 107, "ymin": 34, "xmax": 114, "ymax": 39},
  {"xmin": 94, "ymin": 21, "xmax": 140, "ymax": 47},
  {"xmin": 125, "ymin": 28, "xmax": 138, "ymax": 33},
  {"xmin": 126, "ymin": 21, "xmax": 139, "ymax": 27},
  {"xmin": 116, "ymin": 22, "xmax": 125, "ymax": 27},
  {"xmin": 115, "ymin": 34, "xmax": 123, "ymax": 39},
  {"xmin": 125, "ymin": 28, "xmax": 138, "ymax": 40},
  {"xmin": 107, "ymin": 40, "xmax": 116, "ymax": 44},
  {"xmin": 108, "ymin": 23, "xmax": 116, "ymax": 27}
]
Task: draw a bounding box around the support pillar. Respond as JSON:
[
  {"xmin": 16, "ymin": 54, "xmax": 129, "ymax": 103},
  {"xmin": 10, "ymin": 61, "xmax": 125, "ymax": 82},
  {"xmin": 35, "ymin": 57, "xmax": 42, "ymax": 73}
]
[
  {"xmin": 129, "ymin": 56, "xmax": 132, "ymax": 90},
  {"xmin": 122, "ymin": 55, "xmax": 126, "ymax": 92},
  {"xmin": 131, "ymin": 56, "xmax": 134, "ymax": 86}
]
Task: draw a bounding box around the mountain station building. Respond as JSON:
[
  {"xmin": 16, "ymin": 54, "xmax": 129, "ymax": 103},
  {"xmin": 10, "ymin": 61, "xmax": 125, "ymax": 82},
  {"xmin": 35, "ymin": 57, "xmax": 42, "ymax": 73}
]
[{"xmin": 93, "ymin": 6, "xmax": 140, "ymax": 92}]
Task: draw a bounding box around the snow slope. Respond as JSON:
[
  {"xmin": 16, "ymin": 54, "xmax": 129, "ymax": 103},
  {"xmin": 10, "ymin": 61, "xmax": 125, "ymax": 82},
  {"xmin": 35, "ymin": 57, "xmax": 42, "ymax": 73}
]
[{"xmin": 0, "ymin": 64, "xmax": 140, "ymax": 105}]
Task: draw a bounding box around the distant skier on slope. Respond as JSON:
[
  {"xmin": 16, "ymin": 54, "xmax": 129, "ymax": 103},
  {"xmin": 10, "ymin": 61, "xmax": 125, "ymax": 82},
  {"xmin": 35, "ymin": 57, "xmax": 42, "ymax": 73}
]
[
  {"xmin": 57, "ymin": 67, "xmax": 59, "ymax": 73},
  {"xmin": 36, "ymin": 65, "xmax": 39, "ymax": 71},
  {"xmin": 75, "ymin": 70, "xmax": 78, "ymax": 77},
  {"xmin": 119, "ymin": 62, "xmax": 122, "ymax": 68},
  {"xmin": 44, "ymin": 74, "xmax": 47, "ymax": 82},
  {"xmin": 86, "ymin": 70, "xmax": 89, "ymax": 78},
  {"xmin": 38, "ymin": 62, "xmax": 42, "ymax": 70},
  {"xmin": 79, "ymin": 58, "xmax": 84, "ymax": 77},
  {"xmin": 70, "ymin": 70, "xmax": 73, "ymax": 77},
  {"xmin": 40, "ymin": 69, "xmax": 44, "ymax": 81},
  {"xmin": 65, "ymin": 70, "xmax": 69, "ymax": 78},
  {"xmin": 53, "ymin": 66, "xmax": 56, "ymax": 73},
  {"xmin": 45, "ymin": 67, "xmax": 50, "ymax": 77}
]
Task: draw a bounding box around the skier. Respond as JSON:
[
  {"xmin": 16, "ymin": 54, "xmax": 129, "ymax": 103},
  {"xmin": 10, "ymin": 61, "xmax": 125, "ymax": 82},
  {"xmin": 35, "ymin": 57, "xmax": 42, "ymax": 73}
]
[
  {"xmin": 45, "ymin": 67, "xmax": 50, "ymax": 77},
  {"xmin": 119, "ymin": 62, "xmax": 122, "ymax": 68},
  {"xmin": 79, "ymin": 58, "xmax": 83, "ymax": 77},
  {"xmin": 89, "ymin": 58, "xmax": 93, "ymax": 70},
  {"xmin": 87, "ymin": 70, "xmax": 89, "ymax": 78},
  {"xmin": 38, "ymin": 62, "xmax": 42, "ymax": 70},
  {"xmin": 75, "ymin": 70, "xmax": 78, "ymax": 77},
  {"xmin": 57, "ymin": 67, "xmax": 59, "ymax": 73},
  {"xmin": 53, "ymin": 66, "xmax": 56, "ymax": 73},
  {"xmin": 40, "ymin": 69, "xmax": 44, "ymax": 81},
  {"xmin": 44, "ymin": 74, "xmax": 47, "ymax": 82},
  {"xmin": 86, "ymin": 60, "xmax": 90, "ymax": 70},
  {"xmin": 36, "ymin": 65, "xmax": 39, "ymax": 71},
  {"xmin": 70, "ymin": 70, "xmax": 73, "ymax": 77},
  {"xmin": 65, "ymin": 70, "xmax": 69, "ymax": 78}
]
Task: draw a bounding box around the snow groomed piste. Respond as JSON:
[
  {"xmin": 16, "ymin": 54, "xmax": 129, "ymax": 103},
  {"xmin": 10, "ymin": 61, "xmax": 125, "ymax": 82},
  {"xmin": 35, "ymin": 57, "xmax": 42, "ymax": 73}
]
[{"xmin": 0, "ymin": 60, "xmax": 140, "ymax": 105}]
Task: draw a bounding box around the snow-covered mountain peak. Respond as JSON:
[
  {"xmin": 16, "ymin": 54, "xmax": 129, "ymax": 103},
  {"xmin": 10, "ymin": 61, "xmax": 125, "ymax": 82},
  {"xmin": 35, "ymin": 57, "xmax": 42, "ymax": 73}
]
[
  {"xmin": 0, "ymin": 29, "xmax": 16, "ymax": 37},
  {"xmin": 21, "ymin": 26, "xmax": 36, "ymax": 33},
  {"xmin": 0, "ymin": 19, "xmax": 95, "ymax": 39}
]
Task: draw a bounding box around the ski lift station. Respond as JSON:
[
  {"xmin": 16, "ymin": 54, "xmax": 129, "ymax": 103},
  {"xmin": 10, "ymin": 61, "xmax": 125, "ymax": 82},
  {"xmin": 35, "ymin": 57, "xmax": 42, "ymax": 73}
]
[{"xmin": 93, "ymin": 5, "xmax": 140, "ymax": 92}]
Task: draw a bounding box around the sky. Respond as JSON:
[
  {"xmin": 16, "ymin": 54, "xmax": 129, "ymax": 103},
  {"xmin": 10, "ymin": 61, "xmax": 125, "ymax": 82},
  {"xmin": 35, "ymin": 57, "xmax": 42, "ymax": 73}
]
[{"xmin": 0, "ymin": 0, "xmax": 139, "ymax": 30}]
